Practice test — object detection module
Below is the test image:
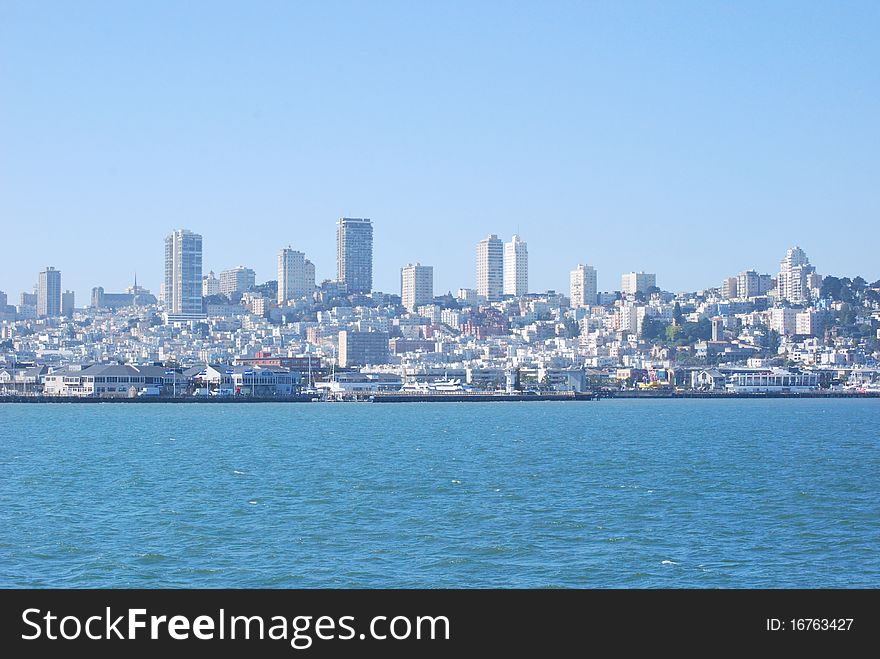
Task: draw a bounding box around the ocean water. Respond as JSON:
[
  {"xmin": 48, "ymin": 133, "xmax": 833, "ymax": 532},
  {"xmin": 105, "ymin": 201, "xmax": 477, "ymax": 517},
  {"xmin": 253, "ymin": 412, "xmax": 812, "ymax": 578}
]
[{"xmin": 0, "ymin": 399, "xmax": 877, "ymax": 588}]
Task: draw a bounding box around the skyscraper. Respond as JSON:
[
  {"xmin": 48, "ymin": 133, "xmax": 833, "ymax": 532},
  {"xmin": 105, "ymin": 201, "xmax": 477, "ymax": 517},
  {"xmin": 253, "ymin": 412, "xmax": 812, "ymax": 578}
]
[
  {"xmin": 476, "ymin": 234, "xmax": 503, "ymax": 301},
  {"xmin": 570, "ymin": 264, "xmax": 598, "ymax": 307},
  {"xmin": 336, "ymin": 217, "xmax": 373, "ymax": 294},
  {"xmin": 163, "ymin": 229, "xmax": 203, "ymax": 317},
  {"xmin": 777, "ymin": 246, "xmax": 816, "ymax": 304},
  {"xmin": 503, "ymin": 234, "xmax": 528, "ymax": 297},
  {"xmin": 278, "ymin": 247, "xmax": 307, "ymax": 304},
  {"xmin": 219, "ymin": 266, "xmax": 256, "ymax": 296},
  {"xmin": 401, "ymin": 263, "xmax": 434, "ymax": 312},
  {"xmin": 37, "ymin": 266, "xmax": 61, "ymax": 318}
]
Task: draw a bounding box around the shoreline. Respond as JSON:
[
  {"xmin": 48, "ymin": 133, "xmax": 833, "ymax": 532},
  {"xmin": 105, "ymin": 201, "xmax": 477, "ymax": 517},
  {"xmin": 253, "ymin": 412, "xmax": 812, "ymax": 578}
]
[{"xmin": 0, "ymin": 391, "xmax": 878, "ymax": 403}]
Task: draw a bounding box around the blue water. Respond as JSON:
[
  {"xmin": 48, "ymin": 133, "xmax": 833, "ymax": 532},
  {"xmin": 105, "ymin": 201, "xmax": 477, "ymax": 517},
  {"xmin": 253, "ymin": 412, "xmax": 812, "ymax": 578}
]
[{"xmin": 1, "ymin": 400, "xmax": 878, "ymax": 588}]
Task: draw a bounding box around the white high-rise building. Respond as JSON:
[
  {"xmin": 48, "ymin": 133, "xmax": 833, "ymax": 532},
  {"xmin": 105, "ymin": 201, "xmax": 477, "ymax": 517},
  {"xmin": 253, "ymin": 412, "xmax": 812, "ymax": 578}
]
[
  {"xmin": 721, "ymin": 277, "xmax": 738, "ymax": 300},
  {"xmin": 37, "ymin": 266, "xmax": 61, "ymax": 318},
  {"xmin": 570, "ymin": 264, "xmax": 598, "ymax": 307},
  {"xmin": 401, "ymin": 263, "xmax": 434, "ymax": 312},
  {"xmin": 278, "ymin": 247, "xmax": 307, "ymax": 304},
  {"xmin": 737, "ymin": 270, "xmax": 760, "ymax": 299},
  {"xmin": 219, "ymin": 266, "xmax": 255, "ymax": 296},
  {"xmin": 163, "ymin": 229, "xmax": 203, "ymax": 317},
  {"xmin": 777, "ymin": 246, "xmax": 816, "ymax": 304},
  {"xmin": 503, "ymin": 234, "xmax": 528, "ymax": 297},
  {"xmin": 620, "ymin": 272, "xmax": 656, "ymax": 296},
  {"xmin": 202, "ymin": 271, "xmax": 220, "ymax": 297},
  {"xmin": 476, "ymin": 234, "xmax": 503, "ymax": 301}
]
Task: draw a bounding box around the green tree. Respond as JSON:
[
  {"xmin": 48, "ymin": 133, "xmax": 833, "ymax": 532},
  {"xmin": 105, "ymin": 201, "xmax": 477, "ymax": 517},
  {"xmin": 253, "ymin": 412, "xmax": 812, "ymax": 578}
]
[
  {"xmin": 672, "ymin": 302, "xmax": 683, "ymax": 326},
  {"xmin": 562, "ymin": 317, "xmax": 580, "ymax": 338}
]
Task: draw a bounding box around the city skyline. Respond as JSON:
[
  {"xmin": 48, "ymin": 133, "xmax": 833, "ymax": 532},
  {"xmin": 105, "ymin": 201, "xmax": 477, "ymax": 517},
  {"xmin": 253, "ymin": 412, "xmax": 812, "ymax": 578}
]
[
  {"xmin": 3, "ymin": 225, "xmax": 880, "ymax": 308},
  {"xmin": 2, "ymin": 3, "xmax": 878, "ymax": 301}
]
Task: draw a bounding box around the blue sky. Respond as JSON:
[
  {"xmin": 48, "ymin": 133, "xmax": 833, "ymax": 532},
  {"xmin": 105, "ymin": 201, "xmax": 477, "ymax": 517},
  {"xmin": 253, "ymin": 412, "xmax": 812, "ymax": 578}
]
[{"xmin": 1, "ymin": 1, "xmax": 878, "ymax": 303}]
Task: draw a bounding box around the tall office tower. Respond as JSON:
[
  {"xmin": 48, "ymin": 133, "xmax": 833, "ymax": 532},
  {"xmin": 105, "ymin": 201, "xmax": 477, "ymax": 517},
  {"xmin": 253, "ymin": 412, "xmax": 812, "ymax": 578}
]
[
  {"xmin": 304, "ymin": 259, "xmax": 316, "ymax": 292},
  {"xmin": 777, "ymin": 246, "xmax": 815, "ymax": 304},
  {"xmin": 721, "ymin": 277, "xmax": 738, "ymax": 300},
  {"xmin": 37, "ymin": 267, "xmax": 61, "ymax": 318},
  {"xmin": 620, "ymin": 271, "xmax": 657, "ymax": 296},
  {"xmin": 336, "ymin": 217, "xmax": 373, "ymax": 294},
  {"xmin": 570, "ymin": 264, "xmax": 598, "ymax": 307},
  {"xmin": 163, "ymin": 229, "xmax": 203, "ymax": 316},
  {"xmin": 736, "ymin": 270, "xmax": 760, "ymax": 299},
  {"xmin": 401, "ymin": 263, "xmax": 434, "ymax": 312},
  {"xmin": 0, "ymin": 291, "xmax": 6, "ymax": 308},
  {"xmin": 219, "ymin": 266, "xmax": 256, "ymax": 296},
  {"xmin": 476, "ymin": 234, "xmax": 503, "ymax": 301},
  {"xmin": 202, "ymin": 271, "xmax": 220, "ymax": 297},
  {"xmin": 503, "ymin": 234, "xmax": 528, "ymax": 297},
  {"xmin": 61, "ymin": 290, "xmax": 75, "ymax": 317},
  {"xmin": 278, "ymin": 247, "xmax": 308, "ymax": 304}
]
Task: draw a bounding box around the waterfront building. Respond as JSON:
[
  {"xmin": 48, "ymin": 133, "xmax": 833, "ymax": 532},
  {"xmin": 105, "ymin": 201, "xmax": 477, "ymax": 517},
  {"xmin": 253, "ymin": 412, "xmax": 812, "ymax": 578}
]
[
  {"xmin": 37, "ymin": 267, "xmax": 61, "ymax": 318},
  {"xmin": 570, "ymin": 264, "xmax": 598, "ymax": 307},
  {"xmin": 401, "ymin": 263, "xmax": 433, "ymax": 312},
  {"xmin": 219, "ymin": 266, "xmax": 256, "ymax": 296},
  {"xmin": 202, "ymin": 271, "xmax": 220, "ymax": 297},
  {"xmin": 163, "ymin": 229, "xmax": 203, "ymax": 318},
  {"xmin": 338, "ymin": 330, "xmax": 389, "ymax": 367},
  {"xmin": 43, "ymin": 364, "xmax": 178, "ymax": 397},
  {"xmin": 620, "ymin": 272, "xmax": 656, "ymax": 296},
  {"xmin": 337, "ymin": 217, "xmax": 373, "ymax": 294},
  {"xmin": 503, "ymin": 234, "xmax": 528, "ymax": 297},
  {"xmin": 476, "ymin": 234, "xmax": 503, "ymax": 301}
]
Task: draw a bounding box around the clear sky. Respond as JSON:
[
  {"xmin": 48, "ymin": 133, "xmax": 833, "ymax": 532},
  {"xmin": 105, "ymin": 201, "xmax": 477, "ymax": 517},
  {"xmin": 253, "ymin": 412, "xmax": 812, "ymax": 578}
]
[{"xmin": 1, "ymin": 1, "xmax": 878, "ymax": 304}]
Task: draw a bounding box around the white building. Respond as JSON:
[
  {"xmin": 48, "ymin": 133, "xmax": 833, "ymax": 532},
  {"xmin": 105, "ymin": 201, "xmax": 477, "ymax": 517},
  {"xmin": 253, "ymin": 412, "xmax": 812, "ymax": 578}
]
[
  {"xmin": 570, "ymin": 264, "xmax": 598, "ymax": 307},
  {"xmin": 476, "ymin": 234, "xmax": 503, "ymax": 301},
  {"xmin": 401, "ymin": 263, "xmax": 433, "ymax": 312},
  {"xmin": 736, "ymin": 270, "xmax": 760, "ymax": 299},
  {"xmin": 777, "ymin": 246, "xmax": 817, "ymax": 304},
  {"xmin": 219, "ymin": 266, "xmax": 256, "ymax": 296},
  {"xmin": 503, "ymin": 234, "xmax": 528, "ymax": 297},
  {"xmin": 202, "ymin": 271, "xmax": 220, "ymax": 297},
  {"xmin": 278, "ymin": 247, "xmax": 307, "ymax": 304},
  {"xmin": 621, "ymin": 272, "xmax": 656, "ymax": 296},
  {"xmin": 721, "ymin": 276, "xmax": 738, "ymax": 300},
  {"xmin": 796, "ymin": 308, "xmax": 822, "ymax": 337},
  {"xmin": 769, "ymin": 307, "xmax": 798, "ymax": 335}
]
